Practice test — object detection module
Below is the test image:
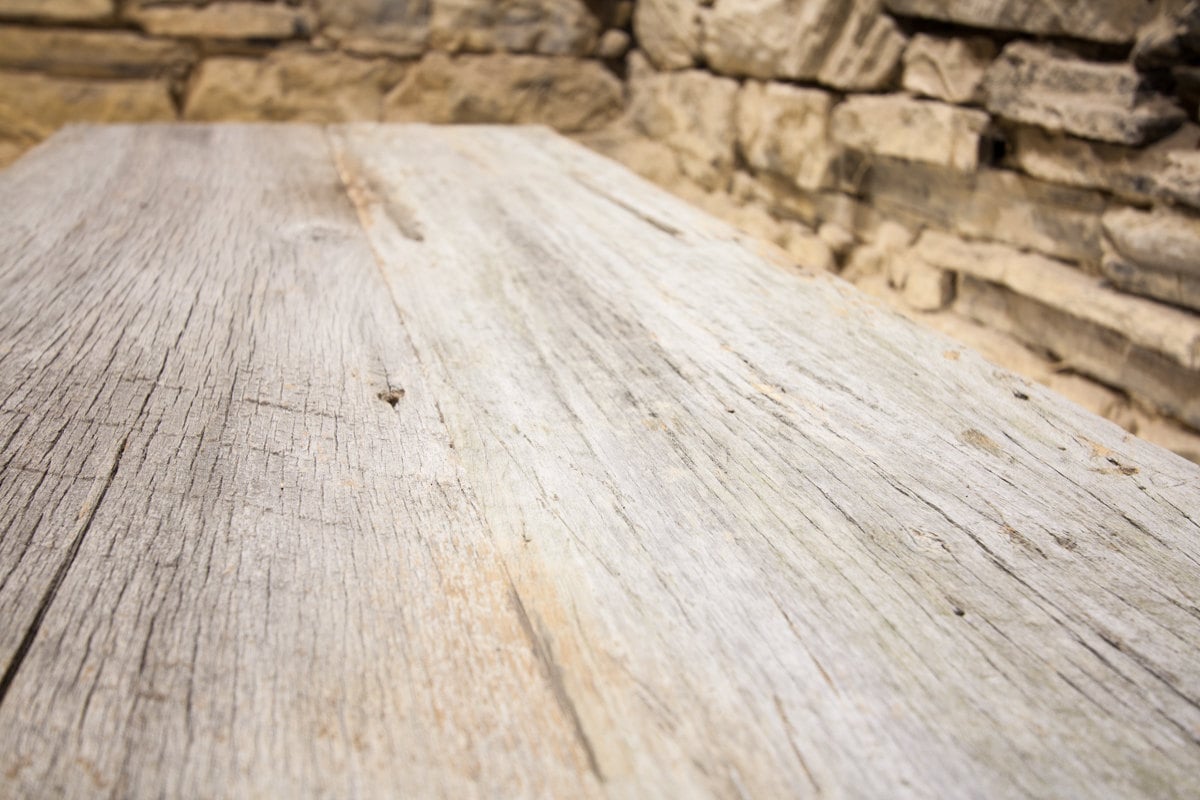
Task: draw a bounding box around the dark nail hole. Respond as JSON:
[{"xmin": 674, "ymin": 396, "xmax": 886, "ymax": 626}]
[
  {"xmin": 1013, "ymin": 390, "xmax": 1029, "ymax": 400},
  {"xmin": 953, "ymin": 606, "xmax": 965, "ymax": 617},
  {"xmin": 378, "ymin": 389, "xmax": 405, "ymax": 407}
]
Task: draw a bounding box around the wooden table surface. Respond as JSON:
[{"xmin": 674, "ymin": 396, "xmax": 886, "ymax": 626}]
[{"xmin": 0, "ymin": 123, "xmax": 1198, "ymax": 799}]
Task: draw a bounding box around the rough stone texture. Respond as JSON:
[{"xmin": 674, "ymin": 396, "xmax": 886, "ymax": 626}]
[
  {"xmin": 858, "ymin": 158, "xmax": 1107, "ymax": 265},
  {"xmin": 1133, "ymin": 1, "xmax": 1200, "ymax": 70},
  {"xmin": 0, "ymin": 71, "xmax": 173, "ymax": 133},
  {"xmin": 883, "ymin": 244, "xmax": 955, "ymax": 311},
  {"xmin": 185, "ymin": 51, "xmax": 405, "ymax": 122},
  {"xmin": 831, "ymin": 95, "xmax": 991, "ymax": 171},
  {"xmin": 702, "ymin": 0, "xmax": 906, "ymax": 91},
  {"xmin": 315, "ymin": 0, "xmax": 429, "ymax": 58},
  {"xmin": 128, "ymin": 2, "xmax": 312, "ymax": 39},
  {"xmin": 843, "ymin": 221, "xmax": 915, "ymax": 283},
  {"xmin": 385, "ymin": 53, "xmax": 622, "ymax": 132},
  {"xmin": 737, "ymin": 81, "xmax": 837, "ymax": 192},
  {"xmin": 883, "ymin": 0, "xmax": 1158, "ymax": 45},
  {"xmin": 915, "ymin": 230, "xmax": 1200, "ymax": 369},
  {"xmin": 901, "ymin": 261, "xmax": 955, "ymax": 311},
  {"xmin": 983, "ymin": 42, "xmax": 1186, "ymax": 146},
  {"xmin": 633, "ymin": 0, "xmax": 699, "ymax": 69},
  {"xmin": 1160, "ymin": 150, "xmax": 1200, "ymax": 209},
  {"xmin": 574, "ymin": 124, "xmax": 686, "ymax": 189},
  {"xmin": 596, "ymin": 29, "xmax": 630, "ymax": 59},
  {"xmin": 628, "ymin": 53, "xmax": 738, "ymax": 190},
  {"xmin": 0, "ymin": 0, "xmax": 111, "ymax": 21},
  {"xmin": 957, "ymin": 276, "xmax": 1200, "ymax": 430},
  {"xmin": 901, "ymin": 34, "xmax": 994, "ymax": 105},
  {"xmin": 1007, "ymin": 124, "xmax": 1200, "ymax": 209},
  {"xmin": 1102, "ymin": 206, "xmax": 1200, "ymax": 313},
  {"xmin": 0, "ymin": 25, "xmax": 194, "ymax": 78},
  {"xmin": 429, "ymin": 0, "xmax": 600, "ymax": 55}
]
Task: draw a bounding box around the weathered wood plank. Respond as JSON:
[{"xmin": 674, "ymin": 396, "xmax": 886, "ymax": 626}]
[
  {"xmin": 0, "ymin": 123, "xmax": 1197, "ymax": 798},
  {"xmin": 0, "ymin": 125, "xmax": 603, "ymax": 798}
]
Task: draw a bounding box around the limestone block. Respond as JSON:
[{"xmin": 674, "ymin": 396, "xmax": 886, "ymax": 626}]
[
  {"xmin": 1102, "ymin": 206, "xmax": 1200, "ymax": 313},
  {"xmin": 831, "ymin": 95, "xmax": 991, "ymax": 171},
  {"xmin": 884, "ymin": 0, "xmax": 1157, "ymax": 44},
  {"xmin": 384, "ymin": 53, "xmax": 622, "ymax": 132},
  {"xmin": 858, "ymin": 158, "xmax": 1107, "ymax": 265},
  {"xmin": 185, "ymin": 51, "xmax": 405, "ymax": 122},
  {"xmin": 983, "ymin": 42, "xmax": 1185, "ymax": 146},
  {"xmin": 1161, "ymin": 149, "xmax": 1200, "ymax": 210},
  {"xmin": 779, "ymin": 222, "xmax": 835, "ymax": 272},
  {"xmin": 633, "ymin": 0, "xmax": 700, "ymax": 70},
  {"xmin": 0, "ymin": 0, "xmax": 111, "ymax": 22},
  {"xmin": 842, "ymin": 221, "xmax": 914, "ymax": 282},
  {"xmin": 904, "ymin": 263, "xmax": 954, "ymax": 312},
  {"xmin": 737, "ymin": 81, "xmax": 837, "ymax": 191},
  {"xmin": 1007, "ymin": 124, "xmax": 1200, "ymax": 209},
  {"xmin": 901, "ymin": 34, "xmax": 994, "ymax": 104},
  {"xmin": 1133, "ymin": 1, "xmax": 1200, "ymax": 69},
  {"xmin": 628, "ymin": 53, "xmax": 738, "ymax": 190},
  {"xmin": 887, "ymin": 250, "xmax": 954, "ymax": 312},
  {"xmin": 315, "ymin": 0, "xmax": 429, "ymax": 58},
  {"xmin": 572, "ymin": 125, "xmax": 686, "ymax": 190},
  {"xmin": 127, "ymin": 2, "xmax": 312, "ymax": 38},
  {"xmin": 596, "ymin": 29, "xmax": 630, "ymax": 59},
  {"xmin": 0, "ymin": 25, "xmax": 194, "ymax": 78},
  {"xmin": 429, "ymin": 0, "xmax": 599, "ymax": 55},
  {"xmin": 0, "ymin": 71, "xmax": 173, "ymax": 133},
  {"xmin": 702, "ymin": 0, "xmax": 906, "ymax": 91},
  {"xmin": 956, "ymin": 276, "xmax": 1200, "ymax": 429},
  {"xmin": 916, "ymin": 230, "xmax": 1200, "ymax": 369},
  {"xmin": 818, "ymin": 222, "xmax": 855, "ymax": 257}
]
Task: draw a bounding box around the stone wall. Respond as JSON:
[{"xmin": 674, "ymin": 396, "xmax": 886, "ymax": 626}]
[
  {"xmin": 586, "ymin": 0, "xmax": 1200, "ymax": 465},
  {"xmin": 0, "ymin": 0, "xmax": 631, "ymax": 165},
  {"xmin": 3, "ymin": 0, "xmax": 1200, "ymax": 463}
]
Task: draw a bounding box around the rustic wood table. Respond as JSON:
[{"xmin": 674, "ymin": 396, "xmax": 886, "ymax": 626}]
[{"xmin": 0, "ymin": 124, "xmax": 1198, "ymax": 798}]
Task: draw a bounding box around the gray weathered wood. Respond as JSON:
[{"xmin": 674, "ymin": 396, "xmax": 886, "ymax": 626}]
[{"xmin": 0, "ymin": 123, "xmax": 1198, "ymax": 798}]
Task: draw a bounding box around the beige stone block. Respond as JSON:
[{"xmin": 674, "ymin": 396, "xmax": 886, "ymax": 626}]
[
  {"xmin": 901, "ymin": 34, "xmax": 994, "ymax": 104},
  {"xmin": 702, "ymin": 0, "xmax": 906, "ymax": 90},
  {"xmin": 384, "ymin": 53, "xmax": 622, "ymax": 133},
  {"xmin": 916, "ymin": 230, "xmax": 1200, "ymax": 369},
  {"xmin": 628, "ymin": 52, "xmax": 738, "ymax": 190},
  {"xmin": 129, "ymin": 2, "xmax": 312, "ymax": 39},
  {"xmin": 633, "ymin": 0, "xmax": 700, "ymax": 70},
  {"xmin": 0, "ymin": 71, "xmax": 174, "ymax": 133},
  {"xmin": 831, "ymin": 95, "xmax": 991, "ymax": 171},
  {"xmin": 0, "ymin": 0, "xmax": 111, "ymax": 22},
  {"xmin": 984, "ymin": 41, "xmax": 1185, "ymax": 146},
  {"xmin": 1102, "ymin": 206, "xmax": 1200, "ymax": 312},
  {"xmin": 315, "ymin": 0, "xmax": 429, "ymax": 58},
  {"xmin": 1007, "ymin": 124, "xmax": 1200, "ymax": 209},
  {"xmin": 185, "ymin": 51, "xmax": 405, "ymax": 122},
  {"xmin": 430, "ymin": 0, "xmax": 599, "ymax": 55},
  {"xmin": 857, "ymin": 157, "xmax": 1107, "ymax": 265},
  {"xmin": 737, "ymin": 81, "xmax": 837, "ymax": 191},
  {"xmin": 956, "ymin": 276, "xmax": 1200, "ymax": 429},
  {"xmin": 884, "ymin": 0, "xmax": 1156, "ymax": 44},
  {"xmin": 0, "ymin": 25, "xmax": 194, "ymax": 78},
  {"xmin": 596, "ymin": 29, "xmax": 630, "ymax": 59}
]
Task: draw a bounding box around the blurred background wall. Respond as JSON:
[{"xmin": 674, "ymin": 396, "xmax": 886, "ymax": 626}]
[{"xmin": 2, "ymin": 0, "xmax": 1200, "ymax": 463}]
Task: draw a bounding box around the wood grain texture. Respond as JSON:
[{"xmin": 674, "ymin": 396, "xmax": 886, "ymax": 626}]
[{"xmin": 0, "ymin": 123, "xmax": 1198, "ymax": 798}]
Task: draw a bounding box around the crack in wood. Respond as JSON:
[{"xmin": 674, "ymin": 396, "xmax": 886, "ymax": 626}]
[{"xmin": 0, "ymin": 432, "xmax": 127, "ymax": 706}]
